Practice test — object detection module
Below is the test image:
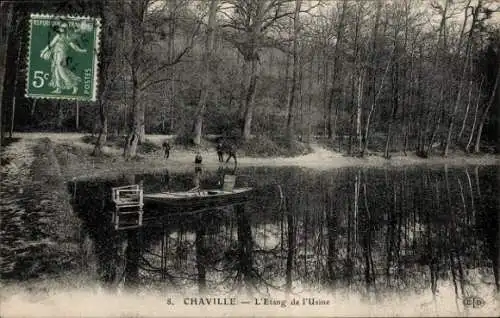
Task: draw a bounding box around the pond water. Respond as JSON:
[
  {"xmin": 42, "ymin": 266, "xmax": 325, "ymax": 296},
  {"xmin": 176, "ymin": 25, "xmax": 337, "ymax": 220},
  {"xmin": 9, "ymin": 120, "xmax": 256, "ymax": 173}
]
[{"xmin": 70, "ymin": 165, "xmax": 499, "ymax": 307}]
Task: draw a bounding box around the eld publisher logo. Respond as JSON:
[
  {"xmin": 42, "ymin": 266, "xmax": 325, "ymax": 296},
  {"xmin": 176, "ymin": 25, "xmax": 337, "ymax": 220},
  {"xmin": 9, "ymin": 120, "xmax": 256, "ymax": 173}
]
[{"xmin": 463, "ymin": 296, "xmax": 485, "ymax": 309}]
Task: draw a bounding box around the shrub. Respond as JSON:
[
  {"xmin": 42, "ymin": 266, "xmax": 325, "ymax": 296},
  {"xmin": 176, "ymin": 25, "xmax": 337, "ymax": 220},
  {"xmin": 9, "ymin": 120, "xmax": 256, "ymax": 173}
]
[
  {"xmin": 240, "ymin": 134, "xmax": 312, "ymax": 157},
  {"xmin": 80, "ymin": 135, "xmax": 96, "ymax": 145},
  {"xmin": 138, "ymin": 139, "xmax": 161, "ymax": 154},
  {"xmin": 174, "ymin": 129, "xmax": 195, "ymax": 146}
]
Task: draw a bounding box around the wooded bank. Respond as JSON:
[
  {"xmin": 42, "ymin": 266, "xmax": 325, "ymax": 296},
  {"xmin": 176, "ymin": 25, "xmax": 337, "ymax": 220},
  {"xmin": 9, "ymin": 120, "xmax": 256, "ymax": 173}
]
[{"xmin": 1, "ymin": 0, "xmax": 499, "ymax": 159}]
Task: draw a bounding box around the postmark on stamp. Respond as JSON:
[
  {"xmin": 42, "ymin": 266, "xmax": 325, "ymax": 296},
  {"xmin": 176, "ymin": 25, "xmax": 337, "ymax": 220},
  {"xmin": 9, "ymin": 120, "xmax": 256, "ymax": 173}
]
[{"xmin": 26, "ymin": 14, "xmax": 101, "ymax": 101}]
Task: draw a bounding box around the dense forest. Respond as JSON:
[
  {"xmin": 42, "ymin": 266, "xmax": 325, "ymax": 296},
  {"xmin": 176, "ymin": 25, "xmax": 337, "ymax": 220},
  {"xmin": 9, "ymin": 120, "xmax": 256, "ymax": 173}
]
[{"xmin": 1, "ymin": 0, "xmax": 499, "ymax": 158}]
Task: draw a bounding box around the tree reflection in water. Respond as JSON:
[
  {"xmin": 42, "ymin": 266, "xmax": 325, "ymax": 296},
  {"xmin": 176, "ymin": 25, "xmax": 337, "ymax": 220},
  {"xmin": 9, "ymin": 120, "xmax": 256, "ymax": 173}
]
[{"xmin": 70, "ymin": 165, "xmax": 499, "ymax": 303}]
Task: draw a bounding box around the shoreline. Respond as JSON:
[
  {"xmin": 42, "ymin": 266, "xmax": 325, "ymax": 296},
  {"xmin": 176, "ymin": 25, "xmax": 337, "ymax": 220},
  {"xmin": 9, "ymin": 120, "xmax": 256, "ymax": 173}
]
[{"xmin": 9, "ymin": 132, "xmax": 500, "ymax": 181}]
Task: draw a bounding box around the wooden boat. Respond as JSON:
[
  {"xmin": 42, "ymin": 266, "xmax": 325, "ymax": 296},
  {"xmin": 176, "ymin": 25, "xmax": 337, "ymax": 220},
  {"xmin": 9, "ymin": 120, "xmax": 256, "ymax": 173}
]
[{"xmin": 143, "ymin": 187, "xmax": 254, "ymax": 211}]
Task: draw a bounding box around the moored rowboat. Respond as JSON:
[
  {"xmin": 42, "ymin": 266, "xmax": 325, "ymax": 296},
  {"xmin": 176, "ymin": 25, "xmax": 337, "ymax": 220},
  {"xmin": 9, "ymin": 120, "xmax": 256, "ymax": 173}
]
[{"xmin": 143, "ymin": 187, "xmax": 254, "ymax": 210}]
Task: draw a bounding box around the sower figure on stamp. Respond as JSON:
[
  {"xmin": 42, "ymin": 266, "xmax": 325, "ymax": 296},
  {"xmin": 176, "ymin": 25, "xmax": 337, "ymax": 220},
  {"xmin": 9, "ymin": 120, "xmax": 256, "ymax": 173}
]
[
  {"xmin": 40, "ymin": 22, "xmax": 87, "ymax": 94},
  {"xmin": 162, "ymin": 140, "xmax": 171, "ymax": 159}
]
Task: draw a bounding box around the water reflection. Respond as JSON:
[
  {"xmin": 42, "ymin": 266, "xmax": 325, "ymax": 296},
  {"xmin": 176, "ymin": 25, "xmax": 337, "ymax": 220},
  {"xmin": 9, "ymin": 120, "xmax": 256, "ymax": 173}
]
[{"xmin": 70, "ymin": 165, "xmax": 499, "ymax": 301}]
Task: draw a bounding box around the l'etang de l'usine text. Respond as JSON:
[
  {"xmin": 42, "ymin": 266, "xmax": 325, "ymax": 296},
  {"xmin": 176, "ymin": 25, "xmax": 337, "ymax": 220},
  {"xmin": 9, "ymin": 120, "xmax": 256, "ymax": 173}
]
[{"xmin": 181, "ymin": 297, "xmax": 330, "ymax": 307}]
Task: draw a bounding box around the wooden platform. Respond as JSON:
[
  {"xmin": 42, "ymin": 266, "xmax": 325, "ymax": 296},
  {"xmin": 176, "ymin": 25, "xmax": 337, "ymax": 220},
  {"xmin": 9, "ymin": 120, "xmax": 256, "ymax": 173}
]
[{"xmin": 111, "ymin": 185, "xmax": 144, "ymax": 230}]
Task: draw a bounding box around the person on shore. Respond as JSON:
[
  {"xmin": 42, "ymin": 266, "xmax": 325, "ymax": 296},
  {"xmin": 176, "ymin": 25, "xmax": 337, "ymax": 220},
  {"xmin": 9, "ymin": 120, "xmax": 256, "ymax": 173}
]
[
  {"xmin": 162, "ymin": 140, "xmax": 171, "ymax": 159},
  {"xmin": 216, "ymin": 141, "xmax": 224, "ymax": 162},
  {"xmin": 215, "ymin": 139, "xmax": 237, "ymax": 165}
]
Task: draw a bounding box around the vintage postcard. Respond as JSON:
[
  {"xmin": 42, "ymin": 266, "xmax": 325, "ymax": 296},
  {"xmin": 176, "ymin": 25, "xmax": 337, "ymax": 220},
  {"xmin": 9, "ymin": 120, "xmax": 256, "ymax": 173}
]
[
  {"xmin": 1, "ymin": 0, "xmax": 499, "ymax": 318},
  {"xmin": 25, "ymin": 14, "xmax": 100, "ymax": 101}
]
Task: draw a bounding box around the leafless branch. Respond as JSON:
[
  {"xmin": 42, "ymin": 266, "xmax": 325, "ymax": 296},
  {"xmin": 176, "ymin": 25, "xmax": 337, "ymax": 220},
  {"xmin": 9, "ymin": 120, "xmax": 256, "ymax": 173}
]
[
  {"xmin": 139, "ymin": 23, "xmax": 202, "ymax": 88},
  {"xmin": 140, "ymin": 78, "xmax": 186, "ymax": 91}
]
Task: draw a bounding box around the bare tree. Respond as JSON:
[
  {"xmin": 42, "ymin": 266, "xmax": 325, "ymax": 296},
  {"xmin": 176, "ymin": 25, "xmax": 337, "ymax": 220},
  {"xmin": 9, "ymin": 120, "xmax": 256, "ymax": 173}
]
[
  {"xmin": 325, "ymin": 0, "xmax": 348, "ymax": 140},
  {"xmin": 465, "ymin": 76, "xmax": 484, "ymax": 152},
  {"xmin": 123, "ymin": 0, "xmax": 200, "ymax": 159},
  {"xmin": 221, "ymin": 0, "xmax": 320, "ymax": 140},
  {"xmin": 192, "ymin": 0, "xmax": 219, "ymax": 145},
  {"xmin": 442, "ymin": 0, "xmax": 480, "ymax": 157},
  {"xmin": 360, "ymin": 0, "xmax": 383, "ymax": 157},
  {"xmin": 93, "ymin": 0, "xmax": 122, "ymax": 155}
]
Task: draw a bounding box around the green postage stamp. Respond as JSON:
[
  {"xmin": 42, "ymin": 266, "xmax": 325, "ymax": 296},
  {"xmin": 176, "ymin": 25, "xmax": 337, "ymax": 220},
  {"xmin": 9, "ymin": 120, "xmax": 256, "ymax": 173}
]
[{"xmin": 26, "ymin": 14, "xmax": 101, "ymax": 101}]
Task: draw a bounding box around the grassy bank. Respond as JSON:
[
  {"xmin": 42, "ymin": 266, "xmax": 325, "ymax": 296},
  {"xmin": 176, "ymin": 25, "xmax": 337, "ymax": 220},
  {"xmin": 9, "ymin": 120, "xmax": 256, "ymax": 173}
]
[
  {"xmin": 81, "ymin": 133, "xmax": 313, "ymax": 157},
  {"xmin": 0, "ymin": 138, "xmax": 83, "ymax": 283},
  {"xmin": 8, "ymin": 132, "xmax": 500, "ymax": 183}
]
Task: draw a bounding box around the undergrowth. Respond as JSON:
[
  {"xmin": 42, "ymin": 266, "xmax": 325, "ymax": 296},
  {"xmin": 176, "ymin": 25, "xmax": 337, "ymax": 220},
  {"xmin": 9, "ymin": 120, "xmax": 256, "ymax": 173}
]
[
  {"xmin": 0, "ymin": 138, "xmax": 83, "ymax": 281},
  {"xmin": 80, "ymin": 133, "xmax": 313, "ymax": 157},
  {"xmin": 81, "ymin": 135, "xmax": 162, "ymax": 154},
  {"xmin": 240, "ymin": 134, "xmax": 312, "ymax": 157}
]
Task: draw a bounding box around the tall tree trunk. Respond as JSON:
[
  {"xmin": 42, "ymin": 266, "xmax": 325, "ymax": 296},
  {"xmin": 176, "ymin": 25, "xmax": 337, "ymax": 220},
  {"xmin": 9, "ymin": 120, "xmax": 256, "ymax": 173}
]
[
  {"xmin": 124, "ymin": 79, "xmax": 141, "ymax": 159},
  {"xmin": 416, "ymin": 45, "xmax": 426, "ymax": 154},
  {"xmin": 284, "ymin": 45, "xmax": 291, "ymax": 117},
  {"xmin": 384, "ymin": 26, "xmax": 399, "ymax": 159},
  {"xmin": 322, "ymin": 51, "xmax": 329, "ymax": 138},
  {"xmin": 241, "ymin": 56, "xmax": 259, "ymax": 140},
  {"xmin": 352, "ymin": 3, "xmax": 363, "ymax": 155},
  {"xmin": 0, "ymin": 2, "xmax": 14, "ymax": 143},
  {"xmin": 360, "ymin": 0, "xmax": 382, "ymax": 157},
  {"xmin": 466, "ymin": 77, "xmax": 484, "ymax": 152},
  {"xmin": 286, "ymin": 0, "xmax": 302, "ymax": 140},
  {"xmin": 326, "ymin": 0, "xmax": 348, "ymax": 140},
  {"xmin": 238, "ymin": 55, "xmax": 249, "ymax": 122},
  {"xmin": 93, "ymin": 100, "xmax": 108, "ymax": 156},
  {"xmin": 362, "ymin": 47, "xmax": 394, "ymax": 156},
  {"xmin": 400, "ymin": 1, "xmax": 411, "ymax": 156},
  {"xmin": 443, "ymin": 4, "xmax": 477, "ymax": 157},
  {"xmin": 419, "ymin": 0, "xmax": 449, "ymax": 157},
  {"xmin": 168, "ymin": 0, "xmax": 177, "ymax": 134},
  {"xmin": 92, "ymin": 1, "xmax": 115, "ymax": 155},
  {"xmin": 2, "ymin": 6, "xmax": 22, "ymax": 140},
  {"xmin": 384, "ymin": 43, "xmax": 399, "ymax": 159},
  {"xmin": 356, "ymin": 71, "xmax": 364, "ymax": 154},
  {"xmin": 193, "ymin": 0, "xmax": 218, "ymax": 145},
  {"xmin": 456, "ymin": 0, "xmax": 472, "ymax": 58},
  {"xmin": 123, "ymin": 0, "xmax": 147, "ymax": 158},
  {"xmin": 138, "ymin": 104, "xmax": 145, "ymax": 144},
  {"xmin": 307, "ymin": 52, "xmax": 314, "ymax": 142},
  {"xmin": 10, "ymin": 37, "xmax": 21, "ymax": 138},
  {"xmin": 426, "ymin": 86, "xmax": 445, "ymax": 155},
  {"xmin": 457, "ymin": 77, "xmax": 473, "ymax": 143}
]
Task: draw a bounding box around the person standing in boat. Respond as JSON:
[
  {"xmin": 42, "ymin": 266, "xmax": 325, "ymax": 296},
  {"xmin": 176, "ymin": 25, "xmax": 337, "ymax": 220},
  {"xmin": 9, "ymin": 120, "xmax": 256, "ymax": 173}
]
[
  {"xmin": 189, "ymin": 166, "xmax": 202, "ymax": 192},
  {"xmin": 195, "ymin": 151, "xmax": 202, "ymax": 164}
]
